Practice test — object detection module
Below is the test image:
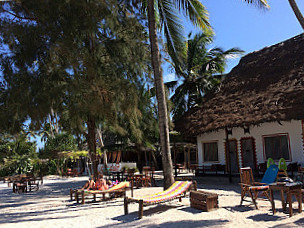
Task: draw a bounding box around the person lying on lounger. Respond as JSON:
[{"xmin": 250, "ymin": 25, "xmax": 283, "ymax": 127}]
[
  {"xmin": 81, "ymin": 176, "xmax": 95, "ymax": 190},
  {"xmin": 94, "ymin": 174, "xmax": 109, "ymax": 191},
  {"xmin": 81, "ymin": 174, "xmax": 110, "ymax": 191}
]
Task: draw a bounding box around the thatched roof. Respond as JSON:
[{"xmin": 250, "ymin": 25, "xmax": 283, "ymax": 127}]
[{"xmin": 177, "ymin": 33, "xmax": 304, "ymax": 136}]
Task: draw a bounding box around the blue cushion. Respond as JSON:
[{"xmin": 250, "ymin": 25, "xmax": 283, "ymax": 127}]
[{"xmin": 261, "ymin": 164, "xmax": 279, "ymax": 184}]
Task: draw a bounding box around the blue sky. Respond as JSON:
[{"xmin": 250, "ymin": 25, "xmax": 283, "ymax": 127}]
[{"xmin": 164, "ymin": 0, "xmax": 304, "ymax": 82}]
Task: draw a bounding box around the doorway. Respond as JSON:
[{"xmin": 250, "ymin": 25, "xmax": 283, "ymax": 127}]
[
  {"xmin": 225, "ymin": 140, "xmax": 239, "ymax": 173},
  {"xmin": 241, "ymin": 137, "xmax": 257, "ymax": 172}
]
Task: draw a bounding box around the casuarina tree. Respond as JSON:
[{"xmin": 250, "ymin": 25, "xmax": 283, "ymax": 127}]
[{"xmin": 0, "ymin": 0, "xmax": 151, "ymax": 177}]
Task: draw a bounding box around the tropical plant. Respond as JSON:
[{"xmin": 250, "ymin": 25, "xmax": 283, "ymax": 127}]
[
  {"xmin": 41, "ymin": 133, "xmax": 77, "ymax": 158},
  {"xmin": 167, "ymin": 32, "xmax": 244, "ymax": 121},
  {"xmin": 0, "ymin": 135, "xmax": 37, "ymax": 176},
  {"xmin": 39, "ymin": 133, "xmax": 78, "ymax": 175}
]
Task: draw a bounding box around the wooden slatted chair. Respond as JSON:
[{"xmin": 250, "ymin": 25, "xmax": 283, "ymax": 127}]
[
  {"xmin": 141, "ymin": 167, "xmax": 156, "ymax": 187},
  {"xmin": 239, "ymin": 167, "xmax": 271, "ymax": 209},
  {"xmin": 142, "ymin": 166, "xmax": 152, "ymax": 187},
  {"xmin": 28, "ymin": 177, "xmax": 39, "ymax": 192}
]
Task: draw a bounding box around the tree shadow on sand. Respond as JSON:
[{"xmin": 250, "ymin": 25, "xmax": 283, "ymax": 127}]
[
  {"xmin": 111, "ymin": 204, "xmax": 182, "ymax": 223},
  {"xmin": 0, "ymin": 178, "xmax": 87, "ymax": 204},
  {"xmin": 142, "ymin": 219, "xmax": 229, "ymax": 228},
  {"xmin": 0, "ymin": 198, "xmax": 124, "ymax": 224},
  {"xmin": 223, "ymin": 205, "xmax": 255, "ymax": 212},
  {"xmin": 0, "ymin": 177, "xmax": 123, "ymax": 225},
  {"xmin": 102, "ymin": 204, "xmax": 229, "ymax": 228},
  {"xmin": 178, "ymin": 206, "xmax": 204, "ymax": 214},
  {"xmin": 247, "ymin": 213, "xmax": 283, "ymax": 222},
  {"xmin": 270, "ymin": 216, "xmax": 304, "ymax": 227},
  {"xmin": 98, "ymin": 219, "xmax": 229, "ymax": 228},
  {"xmin": 294, "ymin": 217, "xmax": 304, "ymax": 226},
  {"xmin": 1, "ymin": 214, "xmax": 78, "ymax": 224},
  {"xmin": 192, "ymin": 176, "xmax": 241, "ymax": 195}
]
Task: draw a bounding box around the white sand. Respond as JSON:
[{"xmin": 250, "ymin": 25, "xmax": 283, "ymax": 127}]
[{"xmin": 0, "ymin": 175, "xmax": 303, "ymax": 228}]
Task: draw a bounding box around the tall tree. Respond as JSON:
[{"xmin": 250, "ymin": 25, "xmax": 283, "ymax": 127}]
[
  {"xmin": 139, "ymin": 0, "xmax": 269, "ymax": 189},
  {"xmin": 167, "ymin": 32, "xmax": 243, "ymax": 121},
  {"xmin": 0, "ymin": 0, "xmax": 151, "ymax": 177},
  {"xmin": 287, "ymin": 0, "xmax": 304, "ymax": 30}
]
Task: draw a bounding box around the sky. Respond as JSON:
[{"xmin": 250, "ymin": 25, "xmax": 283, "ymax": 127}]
[{"xmin": 163, "ymin": 0, "xmax": 304, "ymax": 82}]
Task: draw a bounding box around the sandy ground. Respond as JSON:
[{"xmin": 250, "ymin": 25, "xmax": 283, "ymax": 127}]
[{"xmin": 0, "ymin": 174, "xmax": 303, "ymax": 228}]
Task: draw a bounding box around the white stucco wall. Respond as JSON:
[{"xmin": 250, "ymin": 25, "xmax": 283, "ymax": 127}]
[{"xmin": 197, "ymin": 120, "xmax": 304, "ymax": 167}]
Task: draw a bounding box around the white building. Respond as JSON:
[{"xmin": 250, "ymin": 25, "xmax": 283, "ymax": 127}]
[
  {"xmin": 178, "ymin": 34, "xmax": 304, "ymax": 173},
  {"xmin": 197, "ymin": 120, "xmax": 304, "ymax": 173}
]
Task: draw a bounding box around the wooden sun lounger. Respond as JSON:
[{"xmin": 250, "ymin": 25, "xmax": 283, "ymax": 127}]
[
  {"xmin": 124, "ymin": 181, "xmax": 197, "ymax": 219},
  {"xmin": 72, "ymin": 182, "xmax": 133, "ymax": 204}
]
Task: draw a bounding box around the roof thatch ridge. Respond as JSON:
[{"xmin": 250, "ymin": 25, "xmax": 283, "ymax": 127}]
[{"xmin": 177, "ymin": 33, "xmax": 304, "ymax": 136}]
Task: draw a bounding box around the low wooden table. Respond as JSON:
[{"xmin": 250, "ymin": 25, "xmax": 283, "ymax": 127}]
[
  {"xmin": 269, "ymin": 183, "xmax": 302, "ymax": 217},
  {"xmin": 190, "ymin": 190, "xmax": 218, "ymax": 211}
]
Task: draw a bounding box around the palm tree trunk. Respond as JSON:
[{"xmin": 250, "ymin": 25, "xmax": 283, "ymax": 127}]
[
  {"xmin": 288, "ymin": 0, "xmax": 304, "ymax": 30},
  {"xmin": 147, "ymin": 0, "xmax": 174, "ymax": 189}
]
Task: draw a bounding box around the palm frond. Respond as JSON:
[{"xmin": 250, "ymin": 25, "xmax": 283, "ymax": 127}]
[
  {"xmin": 242, "ymin": 0, "xmax": 269, "ymax": 9},
  {"xmin": 175, "ymin": 0, "xmax": 212, "ymax": 32},
  {"xmin": 187, "ymin": 32, "xmax": 212, "ymax": 73},
  {"xmin": 159, "ymin": 0, "xmax": 185, "ymax": 75}
]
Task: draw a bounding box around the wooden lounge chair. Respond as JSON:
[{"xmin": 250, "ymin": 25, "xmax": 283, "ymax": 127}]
[
  {"xmin": 239, "ymin": 167, "xmax": 275, "ymax": 209},
  {"xmin": 124, "ymin": 181, "xmax": 196, "ymax": 219},
  {"xmin": 75, "ymin": 181, "xmax": 132, "ymax": 204}
]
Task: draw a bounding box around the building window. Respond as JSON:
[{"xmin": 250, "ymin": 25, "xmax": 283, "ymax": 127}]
[
  {"xmin": 263, "ymin": 134, "xmax": 290, "ymax": 161},
  {"xmin": 203, "ymin": 142, "xmax": 218, "ymax": 162}
]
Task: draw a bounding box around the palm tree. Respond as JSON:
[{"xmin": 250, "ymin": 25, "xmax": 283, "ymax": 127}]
[
  {"xmin": 144, "ymin": 0, "xmax": 268, "ymax": 189},
  {"xmin": 288, "ymin": 0, "xmax": 304, "ymax": 30},
  {"xmin": 167, "ymin": 32, "xmax": 244, "ymax": 121}
]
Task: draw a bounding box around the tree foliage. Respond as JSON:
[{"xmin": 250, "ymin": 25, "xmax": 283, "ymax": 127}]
[
  {"xmin": 0, "ymin": 134, "xmax": 37, "ymax": 176},
  {"xmin": 167, "ymin": 32, "xmax": 244, "ymax": 121},
  {"xmin": 41, "ymin": 133, "xmax": 77, "ymax": 159},
  {"xmin": 0, "ymin": 0, "xmax": 152, "ymax": 176}
]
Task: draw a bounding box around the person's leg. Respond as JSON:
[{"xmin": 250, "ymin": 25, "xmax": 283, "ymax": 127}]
[
  {"xmin": 88, "ymin": 180, "xmax": 95, "ymax": 189},
  {"xmin": 102, "ymin": 179, "xmax": 108, "ymax": 190},
  {"xmin": 81, "ymin": 181, "xmax": 90, "ymax": 190}
]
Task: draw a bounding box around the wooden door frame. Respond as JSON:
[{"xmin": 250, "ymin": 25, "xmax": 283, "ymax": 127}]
[
  {"xmin": 224, "ymin": 139, "xmax": 239, "ymax": 173},
  {"xmin": 240, "ymin": 137, "xmax": 258, "ymax": 171}
]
